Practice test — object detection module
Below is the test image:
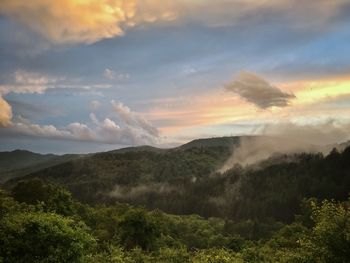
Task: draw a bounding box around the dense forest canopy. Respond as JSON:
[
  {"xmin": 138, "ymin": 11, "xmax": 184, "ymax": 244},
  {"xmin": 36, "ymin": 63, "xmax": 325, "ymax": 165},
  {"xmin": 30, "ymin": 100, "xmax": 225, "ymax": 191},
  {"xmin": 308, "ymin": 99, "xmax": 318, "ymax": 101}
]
[
  {"xmin": 1, "ymin": 138, "xmax": 350, "ymax": 262},
  {"xmin": 1, "ymin": 179, "xmax": 349, "ymax": 262},
  {"xmin": 4, "ymin": 138, "xmax": 350, "ymax": 224}
]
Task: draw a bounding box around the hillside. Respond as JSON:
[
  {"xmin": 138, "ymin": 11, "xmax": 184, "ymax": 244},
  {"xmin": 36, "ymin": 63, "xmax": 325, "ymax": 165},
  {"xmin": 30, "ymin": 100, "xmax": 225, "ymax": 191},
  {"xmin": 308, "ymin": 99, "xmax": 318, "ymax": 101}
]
[
  {"xmin": 179, "ymin": 136, "xmax": 241, "ymax": 149},
  {"xmin": 5, "ymin": 137, "xmax": 235, "ymax": 204},
  {"xmin": 3, "ymin": 136, "xmax": 350, "ymax": 224},
  {"xmin": 0, "ymin": 150, "xmax": 80, "ymax": 182}
]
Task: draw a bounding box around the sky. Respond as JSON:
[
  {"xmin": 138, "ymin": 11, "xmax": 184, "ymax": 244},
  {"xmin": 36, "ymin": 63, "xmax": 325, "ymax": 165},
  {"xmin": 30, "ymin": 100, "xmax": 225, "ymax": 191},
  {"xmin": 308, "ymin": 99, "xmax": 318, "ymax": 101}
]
[{"xmin": 0, "ymin": 0, "xmax": 350, "ymax": 154}]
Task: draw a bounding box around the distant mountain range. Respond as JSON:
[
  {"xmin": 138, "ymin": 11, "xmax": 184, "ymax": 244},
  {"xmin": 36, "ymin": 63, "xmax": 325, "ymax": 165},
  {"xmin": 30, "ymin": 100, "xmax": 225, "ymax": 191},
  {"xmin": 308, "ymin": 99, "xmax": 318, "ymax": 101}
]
[
  {"xmin": 0, "ymin": 136, "xmax": 242, "ymax": 183},
  {"xmin": 1, "ymin": 136, "xmax": 350, "ymax": 222},
  {"xmin": 0, "ymin": 149, "xmax": 81, "ymax": 183},
  {"xmin": 3, "ymin": 136, "xmax": 237, "ymax": 202}
]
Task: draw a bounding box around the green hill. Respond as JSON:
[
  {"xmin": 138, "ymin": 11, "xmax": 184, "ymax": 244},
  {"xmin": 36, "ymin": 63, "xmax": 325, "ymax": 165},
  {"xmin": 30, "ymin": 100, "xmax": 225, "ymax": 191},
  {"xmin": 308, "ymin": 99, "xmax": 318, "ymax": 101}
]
[
  {"xmin": 6, "ymin": 142, "xmax": 232, "ymax": 204},
  {"xmin": 179, "ymin": 136, "xmax": 241, "ymax": 149},
  {"xmin": 0, "ymin": 149, "xmax": 80, "ymax": 182},
  {"xmin": 3, "ymin": 137, "xmax": 350, "ymax": 223}
]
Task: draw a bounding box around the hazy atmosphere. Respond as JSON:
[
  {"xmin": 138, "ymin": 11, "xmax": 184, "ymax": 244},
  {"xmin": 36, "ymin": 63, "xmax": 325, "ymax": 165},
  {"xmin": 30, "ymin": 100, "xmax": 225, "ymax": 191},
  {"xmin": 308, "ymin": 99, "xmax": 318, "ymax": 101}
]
[{"xmin": 1, "ymin": 1, "xmax": 350, "ymax": 262}]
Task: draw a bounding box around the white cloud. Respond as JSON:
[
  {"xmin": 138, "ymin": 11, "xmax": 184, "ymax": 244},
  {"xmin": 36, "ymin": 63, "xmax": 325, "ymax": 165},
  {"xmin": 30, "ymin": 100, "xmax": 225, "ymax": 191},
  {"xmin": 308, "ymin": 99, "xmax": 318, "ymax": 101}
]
[
  {"xmin": 0, "ymin": 70, "xmax": 57, "ymax": 94},
  {"xmin": 112, "ymin": 100, "xmax": 159, "ymax": 137},
  {"xmin": 225, "ymin": 71, "xmax": 295, "ymax": 109},
  {"xmin": 2, "ymin": 101, "xmax": 159, "ymax": 146},
  {"xmin": 0, "ymin": 70, "xmax": 112, "ymax": 95},
  {"xmin": 0, "ymin": 95, "xmax": 12, "ymax": 127},
  {"xmin": 219, "ymin": 119, "xmax": 350, "ymax": 171}
]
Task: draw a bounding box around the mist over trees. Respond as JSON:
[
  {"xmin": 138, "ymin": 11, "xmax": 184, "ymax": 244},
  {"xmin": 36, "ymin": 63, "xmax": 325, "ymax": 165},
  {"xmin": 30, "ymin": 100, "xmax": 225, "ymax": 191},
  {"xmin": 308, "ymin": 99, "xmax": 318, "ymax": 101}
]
[
  {"xmin": 0, "ymin": 140, "xmax": 350, "ymax": 262},
  {"xmin": 9, "ymin": 143, "xmax": 350, "ymax": 224},
  {"xmin": 1, "ymin": 180, "xmax": 349, "ymax": 262}
]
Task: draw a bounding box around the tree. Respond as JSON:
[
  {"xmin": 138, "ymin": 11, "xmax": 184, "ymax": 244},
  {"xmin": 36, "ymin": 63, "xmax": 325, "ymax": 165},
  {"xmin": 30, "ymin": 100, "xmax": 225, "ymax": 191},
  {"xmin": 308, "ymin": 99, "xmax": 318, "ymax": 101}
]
[
  {"xmin": 192, "ymin": 248, "xmax": 243, "ymax": 263},
  {"xmin": 0, "ymin": 211, "xmax": 96, "ymax": 263},
  {"xmin": 155, "ymin": 247, "xmax": 191, "ymax": 263},
  {"xmin": 296, "ymin": 199, "xmax": 350, "ymax": 263},
  {"xmin": 12, "ymin": 179, "xmax": 75, "ymax": 216},
  {"xmin": 117, "ymin": 208, "xmax": 160, "ymax": 251}
]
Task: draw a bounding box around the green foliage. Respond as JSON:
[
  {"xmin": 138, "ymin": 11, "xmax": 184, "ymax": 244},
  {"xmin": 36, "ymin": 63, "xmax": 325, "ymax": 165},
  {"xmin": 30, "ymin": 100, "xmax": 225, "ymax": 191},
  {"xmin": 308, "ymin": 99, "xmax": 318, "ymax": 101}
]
[
  {"xmin": 12, "ymin": 178, "xmax": 75, "ymax": 216},
  {"xmin": 117, "ymin": 208, "xmax": 160, "ymax": 251},
  {"xmin": 0, "ymin": 211, "xmax": 96, "ymax": 263},
  {"xmin": 0, "ymin": 189, "xmax": 27, "ymax": 219},
  {"xmin": 225, "ymin": 148, "xmax": 350, "ymax": 223},
  {"xmin": 1, "ymin": 183, "xmax": 349, "ymax": 262},
  {"xmin": 7, "ymin": 143, "xmax": 350, "ymax": 226},
  {"xmin": 192, "ymin": 248, "xmax": 243, "ymax": 263},
  {"xmin": 155, "ymin": 247, "xmax": 191, "ymax": 263},
  {"xmin": 10, "ymin": 144, "xmax": 232, "ymax": 207},
  {"xmin": 84, "ymin": 245, "xmax": 134, "ymax": 263},
  {"xmin": 0, "ymin": 150, "xmax": 77, "ymax": 183},
  {"xmin": 296, "ymin": 199, "xmax": 350, "ymax": 263},
  {"xmin": 1, "ymin": 144, "xmax": 350, "ymax": 262}
]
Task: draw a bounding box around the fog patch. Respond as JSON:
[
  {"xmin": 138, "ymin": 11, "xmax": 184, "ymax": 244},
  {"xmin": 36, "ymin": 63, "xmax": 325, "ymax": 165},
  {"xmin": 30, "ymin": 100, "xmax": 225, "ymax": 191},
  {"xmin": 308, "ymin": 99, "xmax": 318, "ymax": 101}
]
[
  {"xmin": 109, "ymin": 183, "xmax": 176, "ymax": 199},
  {"xmin": 219, "ymin": 120, "xmax": 350, "ymax": 172}
]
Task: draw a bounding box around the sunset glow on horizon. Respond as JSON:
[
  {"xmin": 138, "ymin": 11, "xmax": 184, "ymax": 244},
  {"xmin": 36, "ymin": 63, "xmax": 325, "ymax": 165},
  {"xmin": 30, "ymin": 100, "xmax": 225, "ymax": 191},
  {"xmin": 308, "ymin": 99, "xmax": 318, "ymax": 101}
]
[{"xmin": 0, "ymin": 0, "xmax": 350, "ymax": 153}]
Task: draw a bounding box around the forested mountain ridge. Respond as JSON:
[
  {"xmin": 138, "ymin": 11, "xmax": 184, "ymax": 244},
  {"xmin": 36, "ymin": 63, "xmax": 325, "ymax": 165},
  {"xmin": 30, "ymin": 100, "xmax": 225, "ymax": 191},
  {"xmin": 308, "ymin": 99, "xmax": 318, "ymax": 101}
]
[
  {"xmin": 1, "ymin": 173, "xmax": 349, "ymax": 262},
  {"xmin": 0, "ymin": 136, "xmax": 241, "ymax": 185},
  {"xmin": 5, "ymin": 142, "xmax": 233, "ymax": 203},
  {"xmin": 2, "ymin": 136, "xmax": 350, "ymax": 225},
  {"xmin": 0, "ymin": 149, "xmax": 80, "ymax": 183},
  {"xmin": 1, "ymin": 137, "xmax": 350, "ymax": 262}
]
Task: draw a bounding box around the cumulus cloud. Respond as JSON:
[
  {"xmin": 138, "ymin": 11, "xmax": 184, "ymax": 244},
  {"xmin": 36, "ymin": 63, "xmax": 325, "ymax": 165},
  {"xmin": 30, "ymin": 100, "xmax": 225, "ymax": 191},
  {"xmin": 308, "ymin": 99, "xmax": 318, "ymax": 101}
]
[
  {"xmin": 1, "ymin": 101, "xmax": 159, "ymax": 146},
  {"xmin": 225, "ymin": 71, "xmax": 295, "ymax": 109},
  {"xmin": 0, "ymin": 0, "xmax": 177, "ymax": 44},
  {"xmin": 89, "ymin": 112, "xmax": 158, "ymax": 145},
  {"xmin": 112, "ymin": 100, "xmax": 159, "ymax": 137},
  {"xmin": 1, "ymin": 1, "xmax": 347, "ymax": 45},
  {"xmin": 0, "ymin": 95, "xmax": 12, "ymax": 127}
]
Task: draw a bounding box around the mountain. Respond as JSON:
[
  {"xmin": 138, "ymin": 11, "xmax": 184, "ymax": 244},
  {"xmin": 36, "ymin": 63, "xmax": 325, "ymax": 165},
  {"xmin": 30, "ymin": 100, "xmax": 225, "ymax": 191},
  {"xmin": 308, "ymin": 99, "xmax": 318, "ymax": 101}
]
[
  {"xmin": 2, "ymin": 137, "xmax": 237, "ymax": 204},
  {"xmin": 179, "ymin": 136, "xmax": 241, "ymax": 149},
  {"xmin": 2, "ymin": 136, "xmax": 350, "ymax": 223},
  {"xmin": 2, "ymin": 140, "xmax": 350, "ymax": 263},
  {"xmin": 0, "ymin": 149, "xmax": 80, "ymax": 182}
]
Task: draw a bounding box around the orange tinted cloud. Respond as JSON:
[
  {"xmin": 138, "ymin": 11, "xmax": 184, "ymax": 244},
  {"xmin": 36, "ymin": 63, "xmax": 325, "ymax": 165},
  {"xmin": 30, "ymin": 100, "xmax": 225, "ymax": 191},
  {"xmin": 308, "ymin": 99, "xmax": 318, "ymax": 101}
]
[
  {"xmin": 0, "ymin": 95, "xmax": 12, "ymax": 127},
  {"xmin": 0, "ymin": 0, "xmax": 176, "ymax": 44},
  {"xmin": 0, "ymin": 0, "xmax": 347, "ymax": 44}
]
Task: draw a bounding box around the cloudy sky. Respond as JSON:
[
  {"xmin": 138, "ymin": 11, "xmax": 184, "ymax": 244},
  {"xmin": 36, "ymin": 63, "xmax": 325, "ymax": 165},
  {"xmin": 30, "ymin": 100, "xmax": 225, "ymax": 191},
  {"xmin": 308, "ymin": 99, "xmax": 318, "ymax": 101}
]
[{"xmin": 0, "ymin": 0, "xmax": 350, "ymax": 153}]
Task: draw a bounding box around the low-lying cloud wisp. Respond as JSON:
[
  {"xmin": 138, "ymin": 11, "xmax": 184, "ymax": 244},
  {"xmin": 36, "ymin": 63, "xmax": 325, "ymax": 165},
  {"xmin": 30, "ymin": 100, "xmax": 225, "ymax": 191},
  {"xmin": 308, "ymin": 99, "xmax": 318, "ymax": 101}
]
[
  {"xmin": 109, "ymin": 183, "xmax": 176, "ymax": 199},
  {"xmin": 219, "ymin": 120, "xmax": 350, "ymax": 172}
]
